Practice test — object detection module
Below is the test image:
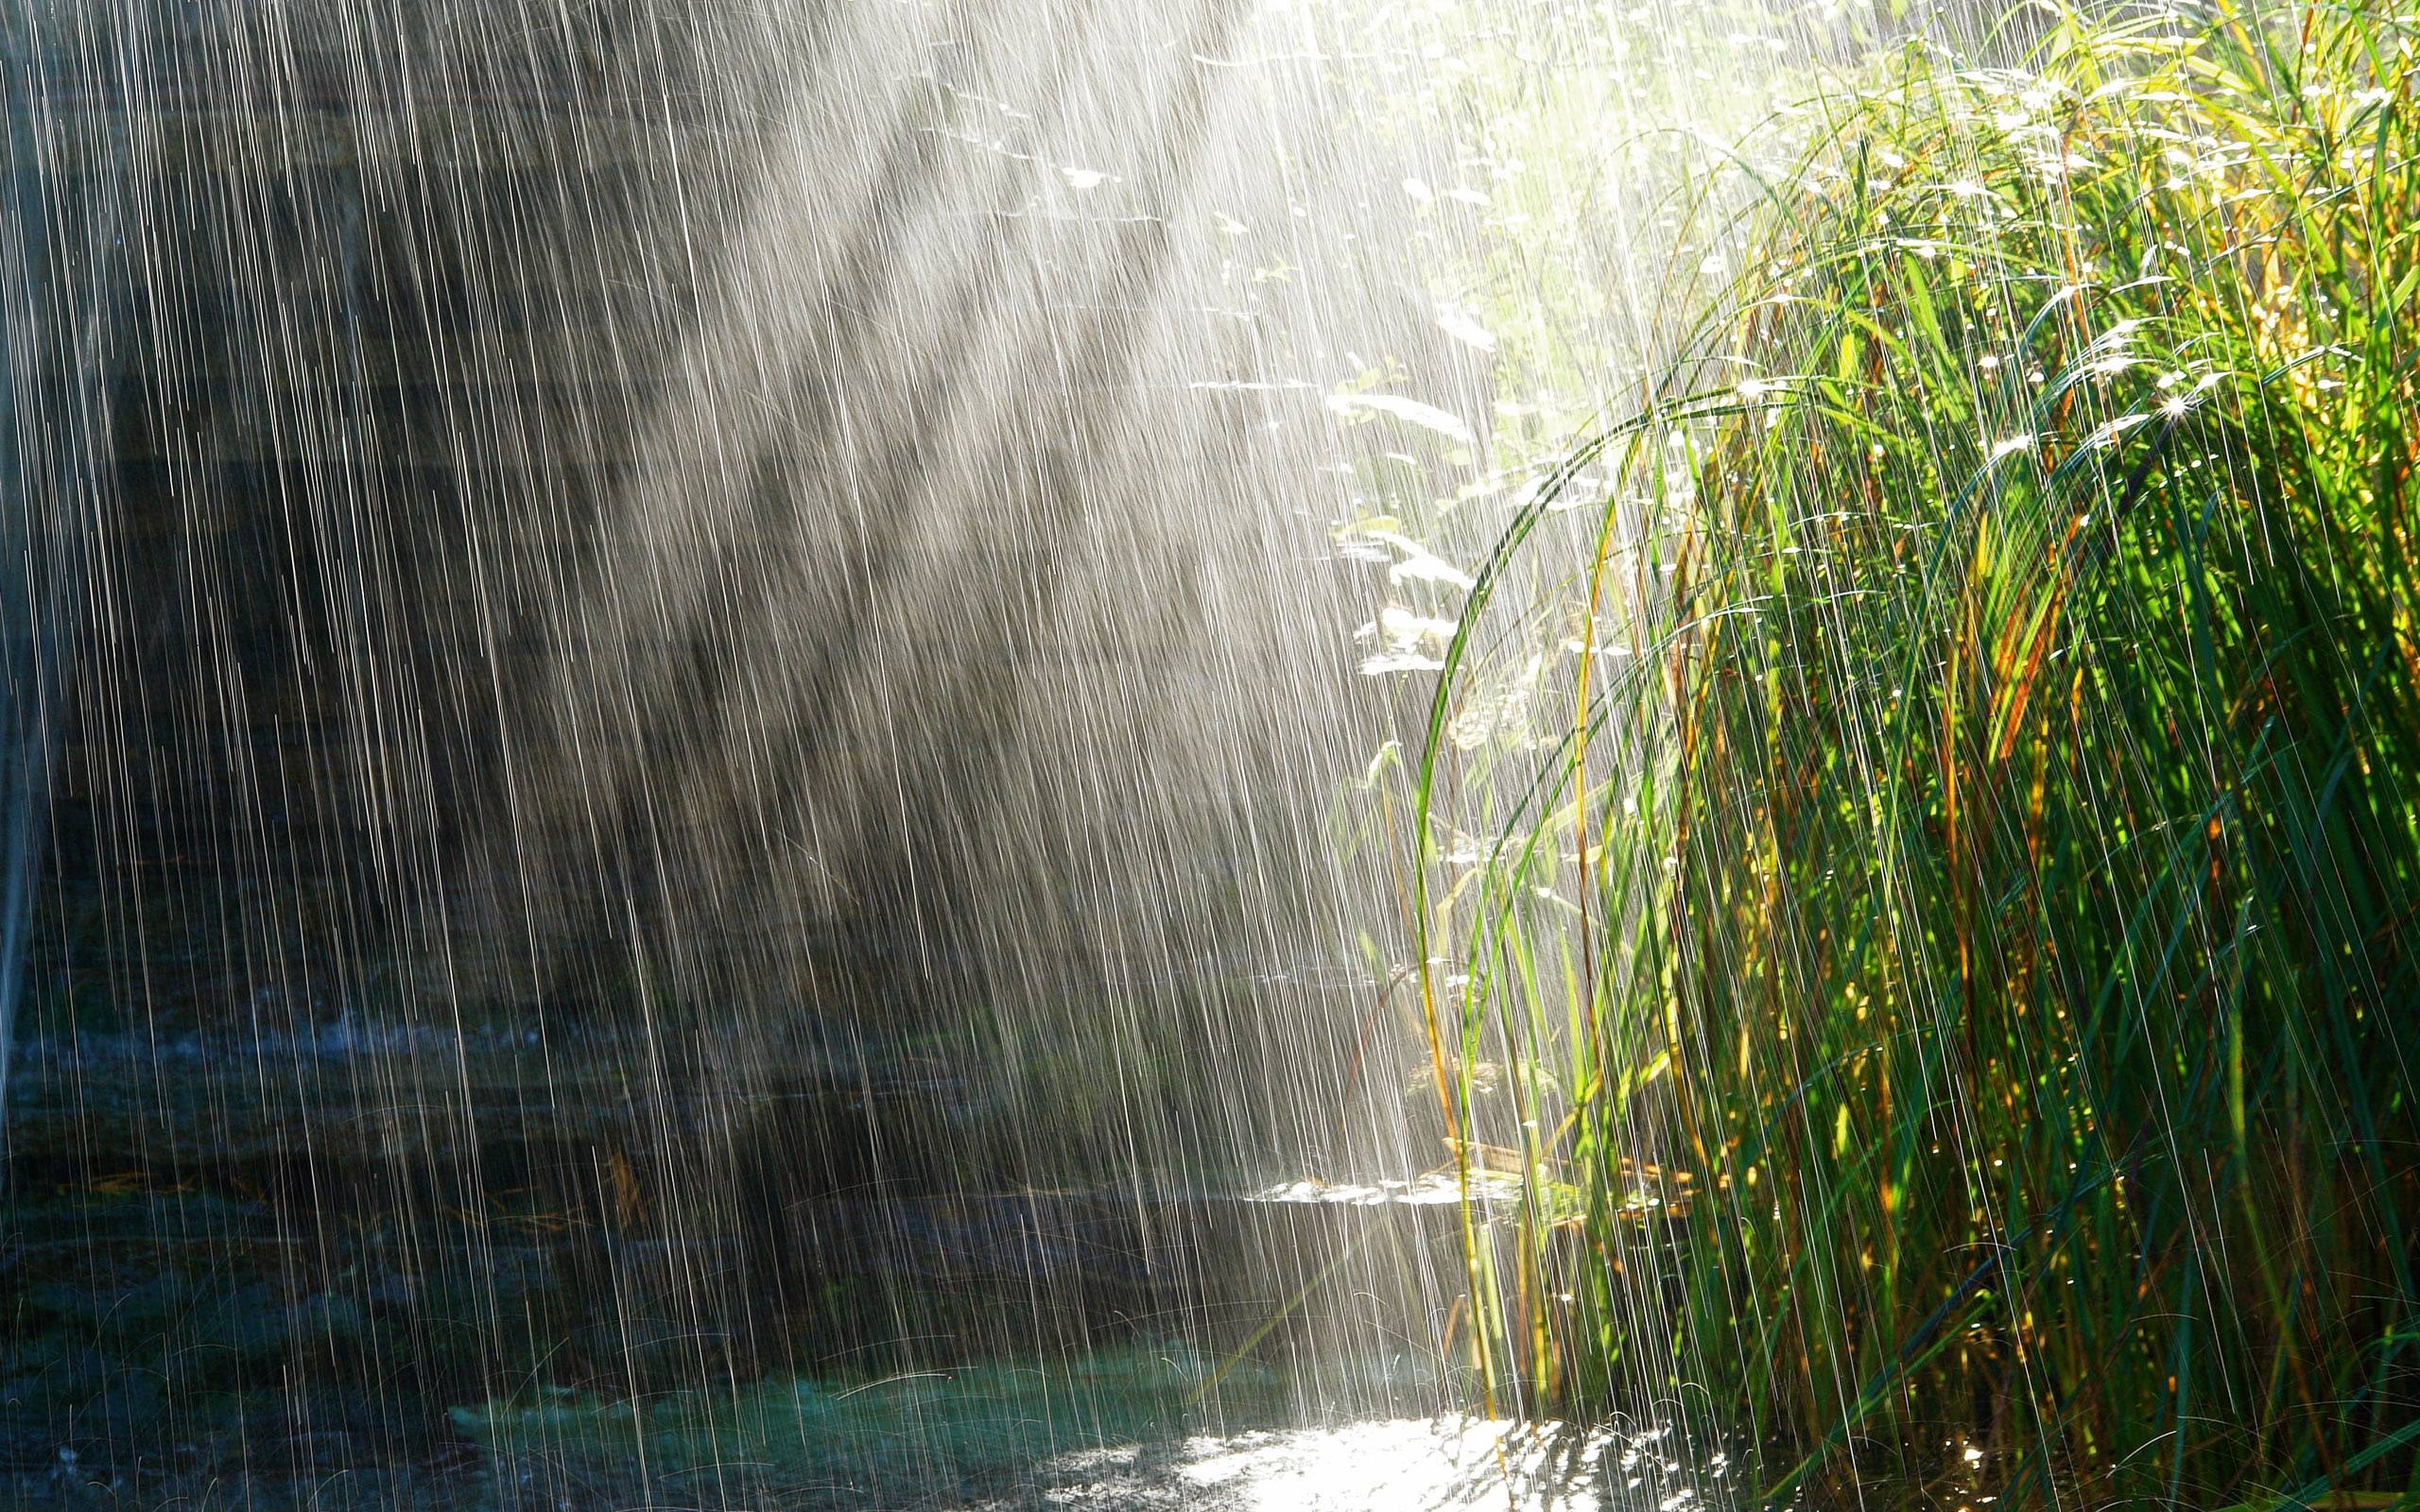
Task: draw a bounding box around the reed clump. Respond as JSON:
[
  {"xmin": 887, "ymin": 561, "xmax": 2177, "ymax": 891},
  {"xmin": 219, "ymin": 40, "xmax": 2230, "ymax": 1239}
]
[{"xmin": 1417, "ymin": 4, "xmax": 2420, "ymax": 1504}]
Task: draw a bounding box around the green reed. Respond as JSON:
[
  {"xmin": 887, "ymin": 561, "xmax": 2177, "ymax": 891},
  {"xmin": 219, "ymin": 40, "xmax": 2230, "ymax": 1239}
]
[{"xmin": 1409, "ymin": 4, "xmax": 2420, "ymax": 1504}]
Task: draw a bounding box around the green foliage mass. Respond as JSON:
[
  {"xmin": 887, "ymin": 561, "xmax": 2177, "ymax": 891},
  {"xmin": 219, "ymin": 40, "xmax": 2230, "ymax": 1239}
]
[{"xmin": 1410, "ymin": 3, "xmax": 2420, "ymax": 1504}]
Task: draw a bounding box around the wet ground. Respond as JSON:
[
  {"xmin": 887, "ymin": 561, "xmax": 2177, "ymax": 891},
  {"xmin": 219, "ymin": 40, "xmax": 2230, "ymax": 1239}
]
[
  {"xmin": 0, "ymin": 1194, "xmax": 1685, "ymax": 1511},
  {"xmin": 1, "ymin": 1026, "xmax": 1714, "ymax": 1510},
  {"xmin": 453, "ymin": 1362, "xmax": 1705, "ymax": 1510}
]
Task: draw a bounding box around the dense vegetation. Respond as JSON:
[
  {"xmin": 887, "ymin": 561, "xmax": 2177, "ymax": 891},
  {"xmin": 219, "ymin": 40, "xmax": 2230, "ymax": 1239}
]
[{"xmin": 1411, "ymin": 2, "xmax": 2420, "ymax": 1503}]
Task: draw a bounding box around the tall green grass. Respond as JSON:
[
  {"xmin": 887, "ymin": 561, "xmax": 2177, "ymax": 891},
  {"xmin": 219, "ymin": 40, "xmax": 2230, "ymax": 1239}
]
[{"xmin": 1413, "ymin": 3, "xmax": 2420, "ymax": 1504}]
